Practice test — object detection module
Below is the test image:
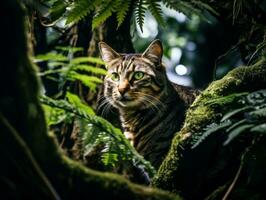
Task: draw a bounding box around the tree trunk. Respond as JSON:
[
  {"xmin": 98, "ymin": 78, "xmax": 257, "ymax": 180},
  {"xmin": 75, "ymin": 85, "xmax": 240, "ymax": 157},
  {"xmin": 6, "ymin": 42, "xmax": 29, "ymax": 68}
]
[
  {"xmin": 0, "ymin": 1, "xmax": 181, "ymax": 199},
  {"xmin": 152, "ymin": 1, "xmax": 266, "ymax": 199},
  {"xmin": 153, "ymin": 60, "xmax": 266, "ymax": 199}
]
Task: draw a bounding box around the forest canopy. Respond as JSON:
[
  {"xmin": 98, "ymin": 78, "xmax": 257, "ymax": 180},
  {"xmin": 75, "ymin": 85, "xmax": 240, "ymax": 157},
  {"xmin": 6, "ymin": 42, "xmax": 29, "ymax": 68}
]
[{"xmin": 0, "ymin": 0, "xmax": 266, "ymax": 200}]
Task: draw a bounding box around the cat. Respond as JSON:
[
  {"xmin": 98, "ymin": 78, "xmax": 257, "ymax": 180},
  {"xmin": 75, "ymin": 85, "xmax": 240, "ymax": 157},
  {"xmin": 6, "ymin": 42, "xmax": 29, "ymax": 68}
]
[{"xmin": 98, "ymin": 39, "xmax": 198, "ymax": 169}]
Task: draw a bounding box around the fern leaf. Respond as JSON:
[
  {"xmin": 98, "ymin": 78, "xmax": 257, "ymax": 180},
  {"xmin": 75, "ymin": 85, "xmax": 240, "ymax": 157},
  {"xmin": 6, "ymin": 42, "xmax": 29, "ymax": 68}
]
[
  {"xmin": 67, "ymin": 72, "xmax": 103, "ymax": 91},
  {"xmin": 250, "ymin": 123, "xmax": 266, "ymax": 134},
  {"xmin": 101, "ymin": 152, "xmax": 119, "ymax": 167},
  {"xmin": 221, "ymin": 106, "xmax": 253, "ymax": 122},
  {"xmin": 191, "ymin": 0, "xmax": 219, "ymax": 16},
  {"xmin": 135, "ymin": 0, "xmax": 146, "ymax": 32},
  {"xmin": 42, "ymin": 104, "xmax": 69, "ymax": 126},
  {"xmin": 116, "ymin": 0, "xmax": 131, "ymax": 28},
  {"xmin": 49, "ymin": 0, "xmax": 67, "ymax": 21},
  {"xmin": 66, "ymin": 0, "xmax": 94, "ymax": 25},
  {"xmin": 40, "ymin": 95, "xmax": 156, "ymax": 177},
  {"xmin": 66, "ymin": 92, "xmax": 95, "ymax": 115},
  {"xmin": 71, "ymin": 57, "xmax": 105, "ymax": 65},
  {"xmin": 72, "ymin": 65, "xmax": 107, "ymax": 75},
  {"xmin": 92, "ymin": 1, "xmax": 114, "ymax": 29},
  {"xmin": 147, "ymin": 0, "xmax": 165, "ymax": 26},
  {"xmin": 55, "ymin": 46, "xmax": 83, "ymax": 53},
  {"xmin": 223, "ymin": 124, "xmax": 254, "ymax": 146},
  {"xmin": 35, "ymin": 53, "xmax": 68, "ymax": 62},
  {"xmin": 246, "ymin": 107, "xmax": 266, "ymax": 121},
  {"xmin": 225, "ymin": 119, "xmax": 247, "ymax": 133},
  {"xmin": 204, "ymin": 92, "xmax": 248, "ymax": 107},
  {"xmin": 191, "ymin": 121, "xmax": 232, "ymax": 149},
  {"xmin": 162, "ymin": 0, "xmax": 208, "ymax": 20}
]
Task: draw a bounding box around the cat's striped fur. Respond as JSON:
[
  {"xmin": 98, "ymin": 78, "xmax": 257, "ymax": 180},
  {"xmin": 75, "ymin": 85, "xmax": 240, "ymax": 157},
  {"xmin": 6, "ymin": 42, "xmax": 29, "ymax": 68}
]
[{"xmin": 99, "ymin": 40, "xmax": 198, "ymax": 168}]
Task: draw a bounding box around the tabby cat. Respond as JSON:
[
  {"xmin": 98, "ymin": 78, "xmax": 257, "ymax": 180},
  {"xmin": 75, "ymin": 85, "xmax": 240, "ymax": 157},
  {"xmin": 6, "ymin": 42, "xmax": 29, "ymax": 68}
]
[{"xmin": 98, "ymin": 39, "xmax": 198, "ymax": 169}]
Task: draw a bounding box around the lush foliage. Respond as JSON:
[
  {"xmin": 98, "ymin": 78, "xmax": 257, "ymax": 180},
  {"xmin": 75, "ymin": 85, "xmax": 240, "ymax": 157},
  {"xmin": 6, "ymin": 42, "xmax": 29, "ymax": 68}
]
[
  {"xmin": 36, "ymin": 47, "xmax": 106, "ymax": 92},
  {"xmin": 35, "ymin": 48, "xmax": 156, "ymax": 177},
  {"xmin": 42, "ymin": 0, "xmax": 217, "ymax": 31},
  {"xmin": 191, "ymin": 89, "xmax": 266, "ymax": 149}
]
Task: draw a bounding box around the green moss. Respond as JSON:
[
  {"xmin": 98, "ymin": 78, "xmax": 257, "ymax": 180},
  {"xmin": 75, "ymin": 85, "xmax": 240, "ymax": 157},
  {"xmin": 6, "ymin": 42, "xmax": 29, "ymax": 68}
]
[{"xmin": 153, "ymin": 58, "xmax": 266, "ymax": 197}]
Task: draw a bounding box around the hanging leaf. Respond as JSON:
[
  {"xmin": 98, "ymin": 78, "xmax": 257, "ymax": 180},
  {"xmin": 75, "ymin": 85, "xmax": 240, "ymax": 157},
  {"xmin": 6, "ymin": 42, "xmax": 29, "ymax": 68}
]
[
  {"xmin": 147, "ymin": 0, "xmax": 165, "ymax": 27},
  {"xmin": 92, "ymin": 1, "xmax": 114, "ymax": 29},
  {"xmin": 221, "ymin": 106, "xmax": 253, "ymax": 122},
  {"xmin": 116, "ymin": 0, "xmax": 131, "ymax": 28},
  {"xmin": 135, "ymin": 0, "xmax": 146, "ymax": 32},
  {"xmin": 191, "ymin": 121, "xmax": 232, "ymax": 149},
  {"xmin": 250, "ymin": 124, "xmax": 266, "ymax": 134},
  {"xmin": 71, "ymin": 57, "xmax": 105, "ymax": 65},
  {"xmin": 223, "ymin": 124, "xmax": 254, "ymax": 146}
]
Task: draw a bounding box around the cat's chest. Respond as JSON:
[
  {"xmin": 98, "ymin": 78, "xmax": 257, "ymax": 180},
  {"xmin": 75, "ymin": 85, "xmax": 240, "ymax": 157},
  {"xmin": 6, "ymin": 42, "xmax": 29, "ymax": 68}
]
[{"xmin": 120, "ymin": 114, "xmax": 143, "ymax": 145}]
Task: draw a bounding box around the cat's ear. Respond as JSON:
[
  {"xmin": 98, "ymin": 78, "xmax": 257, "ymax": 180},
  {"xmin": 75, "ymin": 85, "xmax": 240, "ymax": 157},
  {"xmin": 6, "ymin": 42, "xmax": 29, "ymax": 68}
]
[
  {"xmin": 98, "ymin": 42, "xmax": 120, "ymax": 64},
  {"xmin": 142, "ymin": 39, "xmax": 163, "ymax": 64}
]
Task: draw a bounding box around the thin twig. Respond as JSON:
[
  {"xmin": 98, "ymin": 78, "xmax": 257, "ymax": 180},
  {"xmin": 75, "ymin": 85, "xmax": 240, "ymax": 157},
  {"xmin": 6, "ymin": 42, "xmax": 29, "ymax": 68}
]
[{"xmin": 221, "ymin": 162, "xmax": 243, "ymax": 200}]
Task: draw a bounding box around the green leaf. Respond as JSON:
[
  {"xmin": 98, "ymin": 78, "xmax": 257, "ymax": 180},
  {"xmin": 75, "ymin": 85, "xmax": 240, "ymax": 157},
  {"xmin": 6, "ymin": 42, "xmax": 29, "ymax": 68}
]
[
  {"xmin": 55, "ymin": 46, "xmax": 84, "ymax": 53},
  {"xmin": 92, "ymin": 1, "xmax": 114, "ymax": 29},
  {"xmin": 116, "ymin": 0, "xmax": 131, "ymax": 28},
  {"xmin": 42, "ymin": 104, "xmax": 69, "ymax": 126},
  {"xmin": 191, "ymin": 121, "xmax": 232, "ymax": 149},
  {"xmin": 66, "ymin": 0, "xmax": 94, "ymax": 25},
  {"xmin": 147, "ymin": 0, "xmax": 165, "ymax": 26},
  {"xmin": 246, "ymin": 107, "xmax": 266, "ymax": 121},
  {"xmin": 35, "ymin": 53, "xmax": 68, "ymax": 62},
  {"xmin": 72, "ymin": 64, "xmax": 107, "ymax": 75},
  {"xmin": 40, "ymin": 95, "xmax": 156, "ymax": 177},
  {"xmin": 135, "ymin": 0, "xmax": 146, "ymax": 32},
  {"xmin": 191, "ymin": 0, "xmax": 219, "ymax": 16},
  {"xmin": 250, "ymin": 124, "xmax": 266, "ymax": 134},
  {"xmin": 221, "ymin": 106, "xmax": 253, "ymax": 122},
  {"xmin": 204, "ymin": 92, "xmax": 248, "ymax": 107},
  {"xmin": 223, "ymin": 124, "xmax": 254, "ymax": 146},
  {"xmin": 71, "ymin": 57, "xmax": 105, "ymax": 65},
  {"xmin": 49, "ymin": 0, "xmax": 67, "ymax": 21},
  {"xmin": 66, "ymin": 92, "xmax": 95, "ymax": 115},
  {"xmin": 67, "ymin": 72, "xmax": 103, "ymax": 91}
]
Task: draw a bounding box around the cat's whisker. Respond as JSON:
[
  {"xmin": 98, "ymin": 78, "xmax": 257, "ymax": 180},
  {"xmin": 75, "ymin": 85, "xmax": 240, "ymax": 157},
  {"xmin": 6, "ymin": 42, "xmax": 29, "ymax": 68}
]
[{"xmin": 130, "ymin": 91, "xmax": 164, "ymax": 112}]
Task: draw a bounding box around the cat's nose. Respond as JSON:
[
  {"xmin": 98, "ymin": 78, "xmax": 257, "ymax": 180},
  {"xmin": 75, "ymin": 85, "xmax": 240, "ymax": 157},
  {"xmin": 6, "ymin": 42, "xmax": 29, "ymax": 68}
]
[{"xmin": 118, "ymin": 80, "xmax": 129, "ymax": 96}]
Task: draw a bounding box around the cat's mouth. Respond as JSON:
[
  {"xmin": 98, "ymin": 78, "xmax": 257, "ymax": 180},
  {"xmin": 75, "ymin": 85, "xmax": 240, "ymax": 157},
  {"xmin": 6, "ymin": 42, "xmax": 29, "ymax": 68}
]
[{"xmin": 115, "ymin": 96, "xmax": 137, "ymax": 107}]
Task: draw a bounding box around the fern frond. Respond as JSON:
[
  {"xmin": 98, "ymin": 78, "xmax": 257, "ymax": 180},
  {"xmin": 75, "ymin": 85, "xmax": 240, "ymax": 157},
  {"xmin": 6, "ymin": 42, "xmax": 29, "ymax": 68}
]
[
  {"xmin": 72, "ymin": 65, "xmax": 107, "ymax": 75},
  {"xmin": 49, "ymin": 0, "xmax": 67, "ymax": 21},
  {"xmin": 67, "ymin": 72, "xmax": 103, "ymax": 91},
  {"xmin": 135, "ymin": 0, "xmax": 146, "ymax": 32},
  {"xmin": 66, "ymin": 0, "xmax": 94, "ymax": 25},
  {"xmin": 116, "ymin": 0, "xmax": 131, "ymax": 28},
  {"xmin": 223, "ymin": 124, "xmax": 254, "ymax": 146},
  {"xmin": 55, "ymin": 46, "xmax": 83, "ymax": 53},
  {"xmin": 35, "ymin": 53, "xmax": 68, "ymax": 62},
  {"xmin": 162, "ymin": 0, "xmax": 207, "ymax": 20},
  {"xmin": 221, "ymin": 106, "xmax": 253, "ymax": 122},
  {"xmin": 191, "ymin": 0, "xmax": 219, "ymax": 16},
  {"xmin": 191, "ymin": 121, "xmax": 232, "ymax": 149},
  {"xmin": 92, "ymin": 1, "xmax": 114, "ymax": 29},
  {"xmin": 250, "ymin": 124, "xmax": 266, "ymax": 134},
  {"xmin": 71, "ymin": 57, "xmax": 105, "ymax": 65},
  {"xmin": 147, "ymin": 0, "xmax": 165, "ymax": 26},
  {"xmin": 66, "ymin": 92, "xmax": 95, "ymax": 115},
  {"xmin": 40, "ymin": 95, "xmax": 156, "ymax": 177}
]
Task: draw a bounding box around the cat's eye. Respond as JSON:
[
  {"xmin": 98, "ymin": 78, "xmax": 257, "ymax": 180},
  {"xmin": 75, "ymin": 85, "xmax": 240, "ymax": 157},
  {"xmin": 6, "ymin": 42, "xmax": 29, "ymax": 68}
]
[
  {"xmin": 110, "ymin": 72, "xmax": 120, "ymax": 81},
  {"xmin": 134, "ymin": 71, "xmax": 144, "ymax": 80}
]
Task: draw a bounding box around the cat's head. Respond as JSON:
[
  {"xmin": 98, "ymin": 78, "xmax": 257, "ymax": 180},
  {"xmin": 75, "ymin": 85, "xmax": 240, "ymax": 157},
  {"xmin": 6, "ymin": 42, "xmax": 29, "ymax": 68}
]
[{"xmin": 99, "ymin": 39, "xmax": 168, "ymax": 110}]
